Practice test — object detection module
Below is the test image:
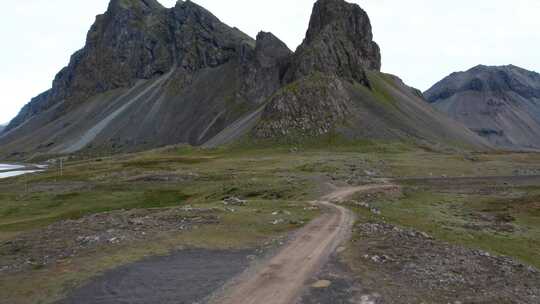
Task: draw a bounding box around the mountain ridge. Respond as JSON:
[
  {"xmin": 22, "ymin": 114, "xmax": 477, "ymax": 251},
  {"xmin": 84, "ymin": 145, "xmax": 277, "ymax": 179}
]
[
  {"xmin": 425, "ymin": 64, "xmax": 540, "ymax": 149},
  {"xmin": 1, "ymin": 0, "xmax": 488, "ymax": 159}
]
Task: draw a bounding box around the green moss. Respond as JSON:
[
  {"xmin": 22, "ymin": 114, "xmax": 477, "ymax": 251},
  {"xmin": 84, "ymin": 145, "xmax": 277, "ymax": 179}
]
[{"xmin": 365, "ymin": 72, "xmax": 398, "ymax": 108}]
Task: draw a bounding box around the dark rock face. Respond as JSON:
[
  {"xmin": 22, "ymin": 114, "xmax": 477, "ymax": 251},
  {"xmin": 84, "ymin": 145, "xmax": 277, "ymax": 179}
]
[
  {"xmin": 4, "ymin": 0, "xmax": 255, "ymax": 134},
  {"xmin": 425, "ymin": 65, "xmax": 540, "ymax": 149},
  {"xmin": 239, "ymin": 32, "xmax": 293, "ymax": 105},
  {"xmin": 284, "ymin": 0, "xmax": 381, "ymax": 86},
  {"xmin": 169, "ymin": 1, "xmax": 254, "ymax": 71},
  {"xmin": 1, "ymin": 0, "xmax": 292, "ymax": 157}
]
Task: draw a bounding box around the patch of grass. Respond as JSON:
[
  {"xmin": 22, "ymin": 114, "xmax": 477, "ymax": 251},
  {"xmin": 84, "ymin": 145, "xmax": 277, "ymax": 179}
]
[
  {"xmin": 0, "ymin": 185, "xmax": 190, "ymax": 235},
  {"xmin": 2, "ymin": 143, "xmax": 540, "ymax": 303},
  {"xmin": 360, "ymin": 185, "xmax": 540, "ymax": 269}
]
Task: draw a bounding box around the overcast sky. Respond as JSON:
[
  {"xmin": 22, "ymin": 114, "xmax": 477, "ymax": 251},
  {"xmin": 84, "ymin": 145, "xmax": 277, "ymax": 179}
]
[{"xmin": 1, "ymin": 0, "xmax": 539, "ymax": 124}]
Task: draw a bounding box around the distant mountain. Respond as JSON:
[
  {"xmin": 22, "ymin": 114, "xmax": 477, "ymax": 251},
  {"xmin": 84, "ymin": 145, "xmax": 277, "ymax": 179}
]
[
  {"xmin": 0, "ymin": 124, "xmax": 4, "ymax": 134},
  {"xmin": 425, "ymin": 65, "xmax": 540, "ymax": 149},
  {"xmin": 0, "ymin": 0, "xmax": 487, "ymax": 159}
]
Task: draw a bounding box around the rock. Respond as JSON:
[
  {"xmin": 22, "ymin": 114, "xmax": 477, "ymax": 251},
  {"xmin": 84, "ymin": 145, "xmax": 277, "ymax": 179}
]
[
  {"xmin": 371, "ymin": 255, "xmax": 382, "ymax": 263},
  {"xmin": 311, "ymin": 280, "xmax": 332, "ymax": 288},
  {"xmin": 284, "ymin": 0, "xmax": 381, "ymax": 86},
  {"xmin": 352, "ymin": 201, "xmax": 371, "ymax": 208},
  {"xmin": 253, "ymin": 74, "xmax": 351, "ymax": 138},
  {"xmin": 370, "ymin": 208, "xmax": 381, "ymax": 215},
  {"xmin": 365, "ymin": 170, "xmax": 377, "ymax": 176},
  {"xmin": 223, "ymin": 196, "xmax": 247, "ymax": 206},
  {"xmin": 272, "ymin": 210, "xmax": 291, "ymax": 216},
  {"xmin": 128, "ymin": 218, "xmax": 145, "ymax": 225},
  {"xmin": 419, "ymin": 232, "xmax": 432, "ymax": 239},
  {"xmin": 76, "ymin": 236, "xmax": 100, "ymax": 244}
]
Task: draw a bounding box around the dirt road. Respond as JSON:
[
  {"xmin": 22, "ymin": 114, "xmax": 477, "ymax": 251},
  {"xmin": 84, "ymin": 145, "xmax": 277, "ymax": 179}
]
[{"xmin": 215, "ymin": 184, "xmax": 394, "ymax": 304}]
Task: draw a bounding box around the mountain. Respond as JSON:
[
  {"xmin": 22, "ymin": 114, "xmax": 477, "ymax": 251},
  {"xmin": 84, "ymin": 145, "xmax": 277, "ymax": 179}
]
[
  {"xmin": 0, "ymin": 0, "xmax": 289, "ymax": 157},
  {"xmin": 425, "ymin": 65, "xmax": 540, "ymax": 150},
  {"xmin": 0, "ymin": 0, "xmax": 487, "ymax": 159},
  {"xmin": 0, "ymin": 125, "xmax": 4, "ymax": 134},
  {"xmin": 208, "ymin": 0, "xmax": 486, "ymax": 148}
]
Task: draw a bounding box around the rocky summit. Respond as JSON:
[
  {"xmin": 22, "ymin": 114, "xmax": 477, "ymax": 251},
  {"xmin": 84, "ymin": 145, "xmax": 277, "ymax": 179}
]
[
  {"xmin": 425, "ymin": 65, "xmax": 540, "ymax": 150},
  {"xmin": 284, "ymin": 0, "xmax": 381, "ymax": 86},
  {"xmin": 0, "ymin": 0, "xmax": 486, "ymax": 159}
]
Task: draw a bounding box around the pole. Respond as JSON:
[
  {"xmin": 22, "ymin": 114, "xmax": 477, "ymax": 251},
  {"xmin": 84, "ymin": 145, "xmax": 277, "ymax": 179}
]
[{"xmin": 25, "ymin": 171, "xmax": 28, "ymax": 195}]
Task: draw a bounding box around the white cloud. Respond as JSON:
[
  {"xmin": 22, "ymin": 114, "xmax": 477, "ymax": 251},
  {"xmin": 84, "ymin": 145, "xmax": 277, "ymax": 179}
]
[{"xmin": 1, "ymin": 0, "xmax": 539, "ymax": 124}]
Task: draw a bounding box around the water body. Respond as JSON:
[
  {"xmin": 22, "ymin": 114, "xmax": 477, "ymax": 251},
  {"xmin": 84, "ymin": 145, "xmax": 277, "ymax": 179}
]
[
  {"xmin": 0, "ymin": 170, "xmax": 43, "ymax": 179},
  {"xmin": 0, "ymin": 164, "xmax": 25, "ymax": 171},
  {"xmin": 0, "ymin": 163, "xmax": 46, "ymax": 179}
]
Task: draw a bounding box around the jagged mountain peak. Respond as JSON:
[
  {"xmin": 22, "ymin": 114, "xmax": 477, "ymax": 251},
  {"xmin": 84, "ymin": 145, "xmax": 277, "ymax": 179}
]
[
  {"xmin": 305, "ymin": 0, "xmax": 374, "ymax": 44},
  {"xmin": 284, "ymin": 0, "xmax": 381, "ymax": 86},
  {"xmin": 254, "ymin": 31, "xmax": 292, "ymax": 68},
  {"xmin": 108, "ymin": 0, "xmax": 164, "ymax": 12}
]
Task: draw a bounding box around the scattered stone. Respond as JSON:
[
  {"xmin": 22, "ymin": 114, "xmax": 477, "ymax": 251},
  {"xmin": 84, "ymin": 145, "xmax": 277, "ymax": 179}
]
[
  {"xmin": 352, "ymin": 201, "xmax": 371, "ymax": 208},
  {"xmin": 352, "ymin": 221, "xmax": 540, "ymax": 303},
  {"xmin": 272, "ymin": 210, "xmax": 291, "ymax": 216},
  {"xmin": 371, "ymin": 255, "xmax": 382, "ymax": 263},
  {"xmin": 223, "ymin": 196, "xmax": 247, "ymax": 206},
  {"xmin": 370, "ymin": 208, "xmax": 381, "ymax": 215},
  {"xmin": 1, "ymin": 206, "xmax": 222, "ymax": 274},
  {"xmin": 311, "ymin": 280, "xmax": 332, "ymax": 288},
  {"xmin": 271, "ymin": 219, "xmax": 285, "ymax": 225},
  {"xmin": 364, "ymin": 170, "xmax": 377, "ymax": 177},
  {"xmin": 128, "ymin": 218, "xmax": 146, "ymax": 225}
]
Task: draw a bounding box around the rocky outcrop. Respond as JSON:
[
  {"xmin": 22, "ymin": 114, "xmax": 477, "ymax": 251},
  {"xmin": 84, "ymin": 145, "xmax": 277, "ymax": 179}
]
[
  {"xmin": 254, "ymin": 74, "xmax": 350, "ymax": 138},
  {"xmin": 239, "ymin": 32, "xmax": 292, "ymax": 105},
  {"xmin": 425, "ymin": 65, "xmax": 540, "ymax": 149},
  {"xmin": 249, "ymin": 0, "xmax": 389, "ymax": 141},
  {"xmin": 284, "ymin": 0, "xmax": 381, "ymax": 86}
]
